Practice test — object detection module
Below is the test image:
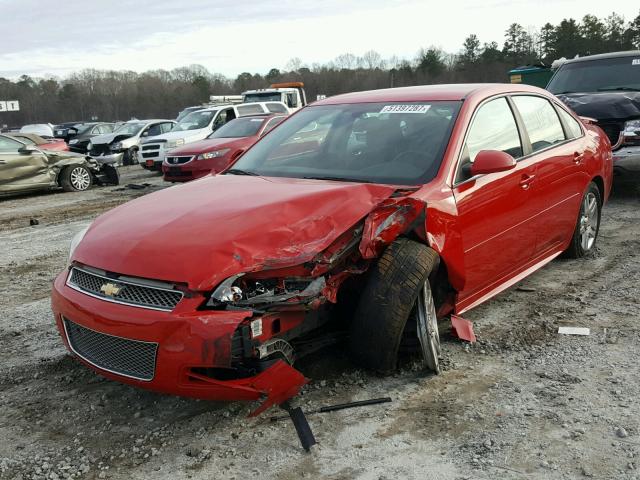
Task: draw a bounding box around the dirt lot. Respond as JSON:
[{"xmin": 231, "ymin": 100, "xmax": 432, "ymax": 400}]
[{"xmin": 1, "ymin": 168, "xmax": 639, "ymax": 480}]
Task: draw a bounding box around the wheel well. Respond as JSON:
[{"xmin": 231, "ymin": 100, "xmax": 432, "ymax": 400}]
[
  {"xmin": 428, "ymin": 254, "xmax": 456, "ymax": 317},
  {"xmin": 592, "ymin": 175, "xmax": 605, "ymax": 200}
]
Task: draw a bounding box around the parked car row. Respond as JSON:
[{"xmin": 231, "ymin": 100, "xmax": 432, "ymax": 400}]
[{"xmin": 138, "ymin": 100, "xmax": 289, "ymax": 171}]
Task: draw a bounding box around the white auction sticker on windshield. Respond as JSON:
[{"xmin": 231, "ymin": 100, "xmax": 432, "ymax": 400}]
[
  {"xmin": 380, "ymin": 104, "xmax": 431, "ymax": 114},
  {"xmin": 633, "ymin": 59, "xmax": 640, "ymax": 66}
]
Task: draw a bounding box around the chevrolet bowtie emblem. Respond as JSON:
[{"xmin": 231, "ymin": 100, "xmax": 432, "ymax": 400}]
[{"xmin": 100, "ymin": 282, "xmax": 122, "ymax": 297}]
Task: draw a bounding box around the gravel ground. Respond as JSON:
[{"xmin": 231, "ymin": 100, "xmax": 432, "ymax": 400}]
[{"xmin": 0, "ymin": 169, "xmax": 639, "ymax": 480}]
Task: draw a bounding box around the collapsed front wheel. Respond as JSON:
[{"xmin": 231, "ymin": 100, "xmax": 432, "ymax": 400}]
[{"xmin": 349, "ymin": 238, "xmax": 441, "ymax": 374}]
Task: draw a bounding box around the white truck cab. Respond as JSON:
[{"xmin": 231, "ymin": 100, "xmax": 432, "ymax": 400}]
[
  {"xmin": 242, "ymin": 82, "xmax": 308, "ymax": 113},
  {"xmin": 139, "ymin": 101, "xmax": 287, "ymax": 170}
]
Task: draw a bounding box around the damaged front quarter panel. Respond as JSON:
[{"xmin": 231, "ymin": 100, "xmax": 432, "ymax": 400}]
[{"xmin": 359, "ymin": 197, "xmax": 427, "ymax": 259}]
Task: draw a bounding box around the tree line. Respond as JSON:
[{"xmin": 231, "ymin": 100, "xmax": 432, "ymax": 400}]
[{"xmin": 1, "ymin": 10, "xmax": 639, "ymax": 128}]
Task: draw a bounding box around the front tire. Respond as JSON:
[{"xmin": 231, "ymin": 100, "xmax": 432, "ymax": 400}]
[
  {"xmin": 349, "ymin": 238, "xmax": 441, "ymax": 374},
  {"xmin": 60, "ymin": 165, "xmax": 93, "ymax": 192},
  {"xmin": 565, "ymin": 182, "xmax": 601, "ymax": 258}
]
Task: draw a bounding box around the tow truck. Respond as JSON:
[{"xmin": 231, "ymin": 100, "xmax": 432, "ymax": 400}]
[{"xmin": 242, "ymin": 82, "xmax": 308, "ymax": 112}]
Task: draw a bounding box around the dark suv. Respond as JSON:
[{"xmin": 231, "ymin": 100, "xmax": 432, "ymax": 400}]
[{"xmin": 547, "ymin": 51, "xmax": 640, "ymax": 180}]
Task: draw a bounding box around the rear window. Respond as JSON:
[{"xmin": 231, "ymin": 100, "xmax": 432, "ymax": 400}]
[
  {"xmin": 237, "ymin": 104, "xmax": 266, "ymax": 116},
  {"xmin": 266, "ymin": 102, "xmax": 288, "ymax": 113},
  {"xmin": 208, "ymin": 117, "xmax": 265, "ymax": 138}
]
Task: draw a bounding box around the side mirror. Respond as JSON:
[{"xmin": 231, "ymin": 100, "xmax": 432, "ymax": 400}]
[
  {"xmin": 141, "ymin": 131, "xmax": 149, "ymax": 137},
  {"xmin": 18, "ymin": 146, "xmax": 37, "ymax": 155},
  {"xmin": 470, "ymin": 150, "xmax": 516, "ymax": 176}
]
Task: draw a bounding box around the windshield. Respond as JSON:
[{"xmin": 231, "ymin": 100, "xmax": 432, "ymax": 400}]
[
  {"xmin": 172, "ymin": 110, "xmax": 216, "ymax": 131},
  {"xmin": 244, "ymin": 92, "xmax": 283, "ymax": 103},
  {"xmin": 74, "ymin": 124, "xmax": 95, "ymax": 134},
  {"xmin": 208, "ymin": 117, "xmax": 265, "ymax": 138},
  {"xmin": 176, "ymin": 107, "xmax": 201, "ymax": 122},
  {"xmin": 230, "ymin": 101, "xmax": 461, "ymax": 185},
  {"xmin": 548, "ymin": 56, "xmax": 640, "ymax": 94},
  {"xmin": 114, "ymin": 122, "xmax": 146, "ymax": 135}
]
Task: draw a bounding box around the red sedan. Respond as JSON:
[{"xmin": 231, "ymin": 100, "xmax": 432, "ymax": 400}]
[
  {"xmin": 51, "ymin": 84, "xmax": 611, "ymax": 414},
  {"xmin": 162, "ymin": 114, "xmax": 287, "ymax": 182}
]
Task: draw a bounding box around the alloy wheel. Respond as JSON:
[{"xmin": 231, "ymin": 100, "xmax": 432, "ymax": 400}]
[
  {"xmin": 579, "ymin": 192, "xmax": 598, "ymax": 251},
  {"xmin": 415, "ymin": 281, "xmax": 441, "ymax": 373},
  {"xmin": 70, "ymin": 167, "xmax": 91, "ymax": 191}
]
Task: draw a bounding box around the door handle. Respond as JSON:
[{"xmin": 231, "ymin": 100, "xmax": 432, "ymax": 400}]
[
  {"xmin": 573, "ymin": 152, "xmax": 584, "ymax": 164},
  {"xmin": 519, "ymin": 174, "xmax": 535, "ymax": 189}
]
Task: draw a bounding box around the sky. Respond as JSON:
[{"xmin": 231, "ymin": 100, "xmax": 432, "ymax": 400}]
[{"xmin": 1, "ymin": 0, "xmax": 638, "ymax": 79}]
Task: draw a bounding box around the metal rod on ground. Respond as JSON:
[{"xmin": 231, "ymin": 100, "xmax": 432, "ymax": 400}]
[{"xmin": 271, "ymin": 397, "xmax": 392, "ymax": 422}]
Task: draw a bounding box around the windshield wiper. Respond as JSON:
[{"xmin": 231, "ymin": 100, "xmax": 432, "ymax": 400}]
[
  {"xmin": 302, "ymin": 175, "xmax": 373, "ymax": 183},
  {"xmin": 224, "ymin": 168, "xmax": 259, "ymax": 176},
  {"xmin": 597, "ymin": 86, "xmax": 640, "ymax": 92}
]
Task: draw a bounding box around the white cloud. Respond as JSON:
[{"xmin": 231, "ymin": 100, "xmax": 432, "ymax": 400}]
[{"xmin": 0, "ymin": 0, "xmax": 637, "ymax": 78}]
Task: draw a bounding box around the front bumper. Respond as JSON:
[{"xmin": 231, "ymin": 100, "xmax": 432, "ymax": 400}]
[
  {"xmin": 162, "ymin": 162, "xmax": 211, "ymax": 182},
  {"xmin": 90, "ymin": 152, "xmax": 124, "ymax": 165},
  {"xmin": 613, "ymin": 146, "xmax": 640, "ymax": 176},
  {"xmin": 51, "ymin": 272, "xmax": 307, "ymax": 412}
]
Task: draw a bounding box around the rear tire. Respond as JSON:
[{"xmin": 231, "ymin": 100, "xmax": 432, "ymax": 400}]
[
  {"xmin": 60, "ymin": 165, "xmax": 93, "ymax": 192},
  {"xmin": 349, "ymin": 238, "xmax": 440, "ymax": 374},
  {"xmin": 565, "ymin": 182, "xmax": 601, "ymax": 258}
]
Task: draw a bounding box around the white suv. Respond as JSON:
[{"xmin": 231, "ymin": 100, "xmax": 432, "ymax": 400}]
[{"xmin": 139, "ymin": 102, "xmax": 288, "ymax": 170}]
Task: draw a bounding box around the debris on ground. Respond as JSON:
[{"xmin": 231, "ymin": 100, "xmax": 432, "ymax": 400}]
[
  {"xmin": 450, "ymin": 314, "xmax": 477, "ymax": 342},
  {"xmin": 558, "ymin": 327, "xmax": 591, "ymax": 335}
]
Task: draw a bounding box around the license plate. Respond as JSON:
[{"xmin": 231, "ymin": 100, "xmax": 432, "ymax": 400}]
[
  {"xmin": 168, "ymin": 167, "xmax": 181, "ymax": 174},
  {"xmin": 57, "ymin": 130, "xmax": 64, "ymax": 135},
  {"xmin": 145, "ymin": 160, "xmax": 154, "ymax": 167}
]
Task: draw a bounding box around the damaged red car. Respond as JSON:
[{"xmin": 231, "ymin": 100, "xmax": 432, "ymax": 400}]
[
  {"xmin": 51, "ymin": 84, "xmax": 612, "ymax": 414},
  {"xmin": 162, "ymin": 114, "xmax": 287, "ymax": 182}
]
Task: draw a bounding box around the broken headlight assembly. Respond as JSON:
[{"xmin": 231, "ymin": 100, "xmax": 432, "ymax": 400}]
[
  {"xmin": 197, "ymin": 149, "xmax": 230, "ymax": 160},
  {"xmin": 204, "ymin": 274, "xmax": 325, "ymax": 308},
  {"xmin": 622, "ymin": 119, "xmax": 640, "ymax": 146}
]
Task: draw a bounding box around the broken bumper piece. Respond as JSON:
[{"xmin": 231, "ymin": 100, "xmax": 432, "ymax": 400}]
[{"xmin": 51, "ymin": 272, "xmax": 307, "ymax": 412}]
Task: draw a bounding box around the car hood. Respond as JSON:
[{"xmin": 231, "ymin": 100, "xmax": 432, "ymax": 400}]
[
  {"xmin": 91, "ymin": 132, "xmax": 134, "ymax": 145},
  {"xmin": 144, "ymin": 129, "xmax": 206, "ymax": 143},
  {"xmin": 557, "ymin": 91, "xmax": 640, "ymax": 122},
  {"xmin": 73, "ymin": 175, "xmax": 398, "ymax": 290},
  {"xmin": 168, "ymin": 137, "xmax": 253, "ymax": 156}
]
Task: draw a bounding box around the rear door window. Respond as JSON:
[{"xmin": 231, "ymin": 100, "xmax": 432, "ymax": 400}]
[
  {"xmin": 512, "ymin": 96, "xmax": 566, "ymax": 152},
  {"xmin": 556, "ymin": 107, "xmax": 583, "ymax": 139}
]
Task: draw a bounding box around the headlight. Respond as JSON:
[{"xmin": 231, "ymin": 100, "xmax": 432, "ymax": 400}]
[
  {"xmin": 167, "ymin": 139, "xmax": 185, "ymax": 148},
  {"xmin": 111, "ymin": 142, "xmax": 123, "ymax": 150},
  {"xmin": 68, "ymin": 226, "xmax": 89, "ymax": 260},
  {"xmin": 196, "ymin": 149, "xmax": 230, "ymax": 160},
  {"xmin": 87, "ymin": 142, "xmax": 92, "ymax": 150},
  {"xmin": 204, "ymin": 274, "xmax": 325, "ymax": 308},
  {"xmin": 622, "ymin": 119, "xmax": 640, "ymax": 146},
  {"xmin": 69, "ymin": 139, "xmax": 79, "ymax": 145}
]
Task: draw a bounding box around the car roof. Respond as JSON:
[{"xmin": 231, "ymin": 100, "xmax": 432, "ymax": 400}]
[
  {"xmin": 561, "ymin": 50, "xmax": 640, "ymax": 64},
  {"xmin": 313, "ymin": 83, "xmax": 550, "ymax": 105},
  {"xmin": 6, "ymin": 133, "xmax": 45, "ymax": 144}
]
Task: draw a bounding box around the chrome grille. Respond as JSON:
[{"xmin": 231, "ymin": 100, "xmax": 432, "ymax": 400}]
[
  {"xmin": 67, "ymin": 267, "xmax": 183, "ymax": 311},
  {"xmin": 63, "ymin": 317, "xmax": 157, "ymax": 381},
  {"xmin": 166, "ymin": 156, "xmax": 193, "ymax": 165}
]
